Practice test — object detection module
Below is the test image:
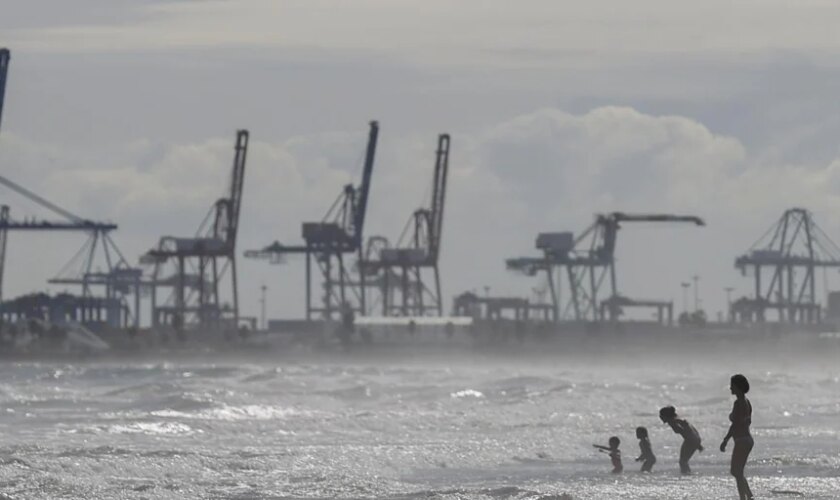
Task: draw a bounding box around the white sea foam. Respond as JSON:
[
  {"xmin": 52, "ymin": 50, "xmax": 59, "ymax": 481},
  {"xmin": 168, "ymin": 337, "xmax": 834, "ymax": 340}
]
[
  {"xmin": 152, "ymin": 404, "xmax": 309, "ymax": 421},
  {"xmin": 106, "ymin": 422, "xmax": 196, "ymax": 435},
  {"xmin": 451, "ymin": 389, "xmax": 484, "ymax": 399}
]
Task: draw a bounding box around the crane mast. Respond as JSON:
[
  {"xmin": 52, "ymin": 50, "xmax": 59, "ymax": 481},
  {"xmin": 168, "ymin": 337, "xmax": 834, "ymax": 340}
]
[
  {"xmin": 214, "ymin": 130, "xmax": 249, "ymax": 248},
  {"xmin": 352, "ymin": 121, "xmax": 379, "ymax": 249},
  {"xmin": 0, "ymin": 48, "xmax": 9, "ymax": 131},
  {"xmin": 427, "ymin": 134, "xmax": 450, "ymax": 262}
]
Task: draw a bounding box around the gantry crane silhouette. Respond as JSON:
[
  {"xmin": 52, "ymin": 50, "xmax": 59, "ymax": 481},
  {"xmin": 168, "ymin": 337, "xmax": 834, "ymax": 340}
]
[
  {"xmin": 732, "ymin": 208, "xmax": 840, "ymax": 324},
  {"xmin": 245, "ymin": 121, "xmax": 379, "ymax": 321},
  {"xmin": 361, "ymin": 133, "xmax": 450, "ymax": 316},
  {"xmin": 507, "ymin": 212, "xmax": 704, "ymax": 323},
  {"xmin": 1, "ymin": 48, "xmax": 136, "ymax": 327},
  {"xmin": 141, "ymin": 130, "xmax": 250, "ymax": 332}
]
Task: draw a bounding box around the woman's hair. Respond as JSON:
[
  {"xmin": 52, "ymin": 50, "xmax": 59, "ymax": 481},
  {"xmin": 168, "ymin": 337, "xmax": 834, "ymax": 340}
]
[
  {"xmin": 609, "ymin": 436, "xmax": 620, "ymax": 448},
  {"xmin": 636, "ymin": 426, "xmax": 648, "ymax": 438},
  {"xmin": 731, "ymin": 374, "xmax": 750, "ymax": 394},
  {"xmin": 659, "ymin": 405, "xmax": 677, "ymax": 422}
]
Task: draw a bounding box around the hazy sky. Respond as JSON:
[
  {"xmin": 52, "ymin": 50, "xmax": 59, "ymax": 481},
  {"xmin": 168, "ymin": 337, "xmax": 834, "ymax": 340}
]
[{"xmin": 4, "ymin": 0, "xmax": 840, "ymax": 321}]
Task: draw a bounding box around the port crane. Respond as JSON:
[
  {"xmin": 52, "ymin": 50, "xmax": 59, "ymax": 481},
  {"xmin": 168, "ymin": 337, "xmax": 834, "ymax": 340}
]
[
  {"xmin": 0, "ymin": 175, "xmax": 124, "ymax": 317},
  {"xmin": 362, "ymin": 133, "xmax": 450, "ymax": 316},
  {"xmin": 733, "ymin": 208, "xmax": 840, "ymax": 324},
  {"xmin": 142, "ymin": 130, "xmax": 249, "ymax": 331},
  {"xmin": 507, "ymin": 212, "xmax": 704, "ymax": 323},
  {"xmin": 0, "ymin": 49, "xmax": 131, "ymax": 327},
  {"xmin": 246, "ymin": 121, "xmax": 379, "ymax": 320}
]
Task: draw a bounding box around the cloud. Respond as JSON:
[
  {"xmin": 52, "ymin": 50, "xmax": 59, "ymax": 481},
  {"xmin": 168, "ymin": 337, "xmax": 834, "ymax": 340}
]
[{"xmin": 9, "ymin": 0, "xmax": 840, "ymax": 66}]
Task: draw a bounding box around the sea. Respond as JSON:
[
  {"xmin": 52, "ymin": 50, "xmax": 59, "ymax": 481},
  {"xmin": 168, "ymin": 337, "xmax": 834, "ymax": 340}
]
[{"xmin": 0, "ymin": 332, "xmax": 838, "ymax": 499}]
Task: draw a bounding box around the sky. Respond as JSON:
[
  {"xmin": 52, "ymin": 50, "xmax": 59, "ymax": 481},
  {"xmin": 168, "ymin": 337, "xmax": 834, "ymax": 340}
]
[{"xmin": 4, "ymin": 0, "xmax": 840, "ymax": 323}]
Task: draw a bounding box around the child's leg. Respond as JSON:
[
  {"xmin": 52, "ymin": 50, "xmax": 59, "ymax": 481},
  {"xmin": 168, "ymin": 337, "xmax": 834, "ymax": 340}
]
[{"xmin": 641, "ymin": 457, "xmax": 655, "ymax": 472}]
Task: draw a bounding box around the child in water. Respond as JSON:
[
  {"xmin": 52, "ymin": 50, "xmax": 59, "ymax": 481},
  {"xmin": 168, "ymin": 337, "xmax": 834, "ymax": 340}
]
[
  {"xmin": 593, "ymin": 436, "xmax": 623, "ymax": 473},
  {"xmin": 635, "ymin": 426, "xmax": 656, "ymax": 472},
  {"xmin": 659, "ymin": 405, "xmax": 703, "ymax": 474}
]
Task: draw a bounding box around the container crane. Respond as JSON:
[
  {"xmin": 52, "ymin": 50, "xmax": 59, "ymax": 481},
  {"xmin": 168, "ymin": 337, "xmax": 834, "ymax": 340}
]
[
  {"xmin": 0, "ymin": 48, "xmax": 138, "ymax": 327},
  {"xmin": 245, "ymin": 121, "xmax": 379, "ymax": 320},
  {"xmin": 142, "ymin": 130, "xmax": 249, "ymax": 331},
  {"xmin": 507, "ymin": 212, "xmax": 704, "ymax": 323},
  {"xmin": 362, "ymin": 133, "xmax": 450, "ymax": 316},
  {"xmin": 733, "ymin": 208, "xmax": 840, "ymax": 324},
  {"xmin": 0, "ymin": 175, "xmax": 121, "ymax": 316}
]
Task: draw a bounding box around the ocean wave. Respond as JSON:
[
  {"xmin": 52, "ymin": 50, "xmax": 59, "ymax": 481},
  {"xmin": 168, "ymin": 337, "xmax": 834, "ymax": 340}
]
[
  {"xmin": 104, "ymin": 422, "xmax": 196, "ymax": 435},
  {"xmin": 486, "ymin": 375, "xmax": 557, "ymax": 388},
  {"xmin": 396, "ymin": 486, "xmax": 572, "ymax": 500},
  {"xmin": 240, "ymin": 368, "xmax": 283, "ymax": 383},
  {"xmin": 179, "ymin": 365, "xmax": 243, "ymax": 379},
  {"xmin": 103, "ymin": 381, "xmax": 185, "ymax": 398},
  {"xmin": 153, "ymin": 392, "xmax": 217, "ymax": 412},
  {"xmin": 152, "ymin": 404, "xmax": 309, "ymax": 422},
  {"xmin": 321, "ymin": 384, "xmax": 377, "ymax": 400},
  {"xmin": 451, "ymin": 389, "xmax": 484, "ymax": 399},
  {"xmin": 57, "ymin": 445, "xmax": 134, "ymax": 458}
]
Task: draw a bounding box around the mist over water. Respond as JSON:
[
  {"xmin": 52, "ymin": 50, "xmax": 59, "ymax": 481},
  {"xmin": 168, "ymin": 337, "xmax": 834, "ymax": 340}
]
[{"xmin": 0, "ymin": 332, "xmax": 838, "ymax": 499}]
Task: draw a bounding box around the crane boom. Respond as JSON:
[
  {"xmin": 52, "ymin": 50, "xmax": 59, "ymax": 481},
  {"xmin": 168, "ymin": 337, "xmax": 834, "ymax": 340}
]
[
  {"xmin": 0, "ymin": 48, "xmax": 9, "ymax": 131},
  {"xmin": 352, "ymin": 121, "xmax": 379, "ymax": 248},
  {"xmin": 428, "ymin": 134, "xmax": 450, "ymax": 261},
  {"xmin": 0, "ymin": 206, "xmax": 8, "ymax": 302},
  {"xmin": 214, "ymin": 129, "xmax": 249, "ymax": 248},
  {"xmin": 228, "ymin": 130, "xmax": 249, "ymax": 244},
  {"xmin": 611, "ymin": 212, "xmax": 705, "ymax": 226},
  {"xmin": 0, "ymin": 175, "xmax": 86, "ymax": 223}
]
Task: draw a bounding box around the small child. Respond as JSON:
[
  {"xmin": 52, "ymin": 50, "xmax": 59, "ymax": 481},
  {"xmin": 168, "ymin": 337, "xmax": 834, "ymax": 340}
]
[
  {"xmin": 659, "ymin": 405, "xmax": 703, "ymax": 474},
  {"xmin": 593, "ymin": 436, "xmax": 623, "ymax": 473},
  {"xmin": 635, "ymin": 426, "xmax": 656, "ymax": 472}
]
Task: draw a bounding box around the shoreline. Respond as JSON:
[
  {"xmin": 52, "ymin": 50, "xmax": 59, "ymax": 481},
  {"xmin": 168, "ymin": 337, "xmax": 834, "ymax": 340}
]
[{"xmin": 2, "ymin": 324, "xmax": 839, "ymax": 365}]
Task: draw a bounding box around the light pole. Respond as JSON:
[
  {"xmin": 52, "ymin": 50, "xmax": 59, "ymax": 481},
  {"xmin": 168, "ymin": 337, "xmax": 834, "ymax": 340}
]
[
  {"xmin": 681, "ymin": 282, "xmax": 691, "ymax": 313},
  {"xmin": 692, "ymin": 275, "xmax": 700, "ymax": 312},
  {"xmin": 260, "ymin": 284, "xmax": 267, "ymax": 330},
  {"xmin": 724, "ymin": 286, "xmax": 734, "ymax": 322}
]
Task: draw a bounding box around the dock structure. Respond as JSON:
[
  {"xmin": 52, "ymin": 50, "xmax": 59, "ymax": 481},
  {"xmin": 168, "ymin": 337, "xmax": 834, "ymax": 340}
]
[
  {"xmin": 452, "ymin": 291, "xmax": 552, "ymax": 323},
  {"xmin": 0, "ymin": 292, "xmax": 130, "ymax": 329}
]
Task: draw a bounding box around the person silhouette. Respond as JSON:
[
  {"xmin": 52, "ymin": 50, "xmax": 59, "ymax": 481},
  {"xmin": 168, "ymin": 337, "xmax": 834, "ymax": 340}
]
[
  {"xmin": 593, "ymin": 436, "xmax": 623, "ymax": 473},
  {"xmin": 720, "ymin": 374, "xmax": 754, "ymax": 500},
  {"xmin": 659, "ymin": 405, "xmax": 703, "ymax": 474},
  {"xmin": 635, "ymin": 426, "xmax": 656, "ymax": 472}
]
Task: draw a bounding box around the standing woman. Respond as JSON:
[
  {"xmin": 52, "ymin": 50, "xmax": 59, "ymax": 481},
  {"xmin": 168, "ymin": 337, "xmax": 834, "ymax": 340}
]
[{"xmin": 720, "ymin": 374, "xmax": 753, "ymax": 500}]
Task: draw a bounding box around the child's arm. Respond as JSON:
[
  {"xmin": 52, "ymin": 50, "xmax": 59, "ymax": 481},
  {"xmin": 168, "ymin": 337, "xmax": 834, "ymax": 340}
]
[
  {"xmin": 593, "ymin": 444, "xmax": 610, "ymax": 452},
  {"xmin": 637, "ymin": 440, "xmax": 652, "ymax": 461}
]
